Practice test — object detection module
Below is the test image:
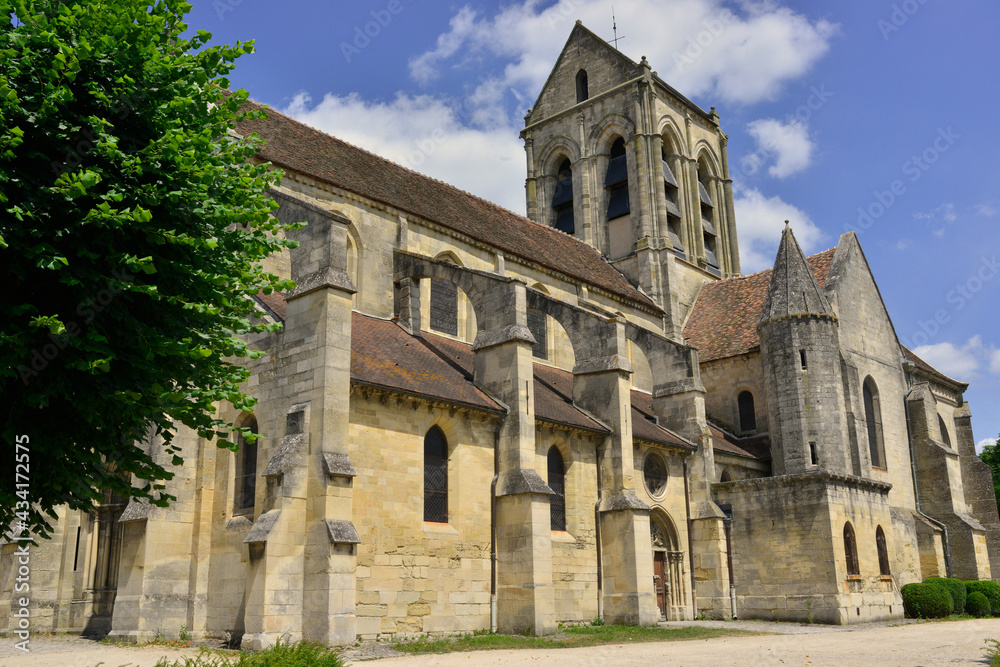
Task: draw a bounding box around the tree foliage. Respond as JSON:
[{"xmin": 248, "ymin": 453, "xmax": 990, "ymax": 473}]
[
  {"xmin": 0, "ymin": 0, "xmax": 296, "ymax": 536},
  {"xmin": 980, "ymin": 437, "xmax": 1000, "ymax": 511}
]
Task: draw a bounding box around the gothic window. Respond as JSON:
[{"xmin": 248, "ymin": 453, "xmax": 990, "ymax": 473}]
[
  {"xmin": 863, "ymin": 377, "xmax": 886, "ymax": 469},
  {"xmin": 233, "ymin": 415, "xmax": 258, "ymax": 516},
  {"xmin": 429, "ymin": 278, "xmax": 458, "ymax": 336},
  {"xmin": 576, "ymin": 69, "xmax": 589, "ymax": 103},
  {"xmin": 662, "ymin": 149, "xmax": 684, "ymax": 258},
  {"xmin": 643, "ymin": 451, "xmax": 668, "ymax": 497},
  {"xmin": 844, "ymin": 522, "xmax": 860, "ymax": 576},
  {"xmin": 605, "ymin": 138, "xmax": 630, "ymax": 220},
  {"xmin": 551, "ymin": 158, "xmax": 574, "ymax": 235},
  {"xmin": 938, "ymin": 415, "xmax": 952, "ymax": 447},
  {"xmin": 698, "ymin": 167, "xmax": 720, "ymax": 275},
  {"xmin": 737, "ymin": 391, "xmax": 756, "ymax": 432},
  {"xmin": 527, "ymin": 308, "xmax": 548, "ymax": 360},
  {"xmin": 876, "ymin": 525, "xmax": 891, "ymax": 576},
  {"xmin": 424, "ymin": 426, "xmax": 448, "ymax": 523},
  {"xmin": 548, "ymin": 447, "xmax": 566, "ymax": 531}
]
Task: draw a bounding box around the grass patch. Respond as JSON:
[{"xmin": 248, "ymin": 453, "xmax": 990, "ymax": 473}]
[
  {"xmin": 153, "ymin": 640, "xmax": 343, "ymax": 667},
  {"xmin": 393, "ymin": 624, "xmax": 763, "ymax": 655}
]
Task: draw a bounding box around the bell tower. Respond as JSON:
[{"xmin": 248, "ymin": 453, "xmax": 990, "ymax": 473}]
[{"xmin": 520, "ymin": 21, "xmax": 740, "ymax": 338}]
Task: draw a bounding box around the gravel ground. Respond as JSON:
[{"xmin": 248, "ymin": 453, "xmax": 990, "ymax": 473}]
[{"xmin": 1, "ymin": 618, "xmax": 998, "ymax": 666}]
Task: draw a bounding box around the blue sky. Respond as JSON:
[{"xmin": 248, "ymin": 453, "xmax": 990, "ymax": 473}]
[{"xmin": 186, "ymin": 0, "xmax": 1000, "ymax": 450}]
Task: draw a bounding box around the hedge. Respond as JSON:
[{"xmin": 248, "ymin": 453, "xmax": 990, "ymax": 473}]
[
  {"xmin": 901, "ymin": 582, "xmax": 953, "ymax": 618},
  {"xmin": 924, "ymin": 577, "xmax": 967, "ymax": 614},
  {"xmin": 967, "ymin": 591, "xmax": 991, "ymax": 618},
  {"xmin": 965, "ymin": 580, "xmax": 1000, "ymax": 615}
]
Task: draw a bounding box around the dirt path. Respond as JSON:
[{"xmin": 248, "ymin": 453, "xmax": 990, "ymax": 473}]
[{"xmin": 1, "ymin": 618, "xmax": 998, "ymax": 666}]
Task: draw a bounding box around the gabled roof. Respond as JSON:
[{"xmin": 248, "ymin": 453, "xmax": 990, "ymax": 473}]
[
  {"xmin": 236, "ymin": 102, "xmax": 660, "ymax": 314},
  {"xmin": 902, "ymin": 346, "xmax": 969, "ymax": 391},
  {"xmin": 684, "ymin": 248, "xmax": 836, "ymax": 362}
]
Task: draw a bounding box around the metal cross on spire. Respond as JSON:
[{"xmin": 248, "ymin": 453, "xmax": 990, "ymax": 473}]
[{"xmin": 610, "ymin": 7, "xmax": 625, "ymax": 50}]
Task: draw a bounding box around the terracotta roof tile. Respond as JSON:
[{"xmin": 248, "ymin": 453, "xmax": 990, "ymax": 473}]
[
  {"xmin": 684, "ymin": 248, "xmax": 836, "ymax": 361},
  {"xmin": 630, "ymin": 392, "xmax": 697, "ymax": 450},
  {"xmin": 255, "ymin": 291, "xmax": 287, "ymax": 321},
  {"xmin": 236, "ymin": 102, "xmax": 660, "ymax": 313},
  {"xmin": 709, "ymin": 424, "xmax": 771, "ymax": 460},
  {"xmin": 351, "ymin": 314, "xmax": 502, "ymax": 412}
]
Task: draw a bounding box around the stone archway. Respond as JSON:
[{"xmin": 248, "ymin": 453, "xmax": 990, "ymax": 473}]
[{"xmin": 650, "ymin": 511, "xmax": 685, "ymax": 621}]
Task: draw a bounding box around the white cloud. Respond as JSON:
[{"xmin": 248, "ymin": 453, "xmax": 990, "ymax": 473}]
[
  {"xmin": 912, "ymin": 336, "xmax": 1000, "ymax": 381},
  {"xmin": 914, "ymin": 203, "xmax": 957, "ymax": 236},
  {"xmin": 978, "ymin": 438, "xmax": 997, "ymax": 454},
  {"xmin": 975, "ymin": 203, "xmax": 997, "ymax": 217},
  {"xmin": 732, "ymin": 186, "xmax": 824, "ymax": 272},
  {"xmin": 407, "ymin": 0, "xmax": 838, "ymax": 106},
  {"xmin": 745, "ymin": 118, "xmax": 814, "ymax": 178},
  {"xmin": 281, "ymin": 92, "xmax": 527, "ymax": 213},
  {"xmin": 893, "ymin": 238, "xmax": 912, "ymax": 251}
]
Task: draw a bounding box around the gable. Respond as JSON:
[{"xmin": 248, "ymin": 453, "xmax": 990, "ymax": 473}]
[{"xmin": 526, "ymin": 22, "xmax": 639, "ymax": 124}]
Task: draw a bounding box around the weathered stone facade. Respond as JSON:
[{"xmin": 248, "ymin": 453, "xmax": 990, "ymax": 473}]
[{"xmin": 3, "ymin": 20, "xmax": 998, "ymax": 645}]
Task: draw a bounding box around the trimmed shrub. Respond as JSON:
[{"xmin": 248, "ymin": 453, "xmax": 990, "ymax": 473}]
[
  {"xmin": 901, "ymin": 582, "xmax": 954, "ymax": 619},
  {"xmin": 924, "ymin": 577, "xmax": 967, "ymax": 614},
  {"xmin": 966, "ymin": 580, "xmax": 1000, "ymax": 616},
  {"xmin": 967, "ymin": 591, "xmax": 991, "ymax": 618}
]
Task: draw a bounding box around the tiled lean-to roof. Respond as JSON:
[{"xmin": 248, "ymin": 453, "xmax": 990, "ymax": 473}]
[
  {"xmin": 684, "ymin": 248, "xmax": 836, "ymax": 362},
  {"xmin": 236, "ymin": 102, "xmax": 660, "ymax": 314},
  {"xmin": 902, "ymin": 345, "xmax": 969, "ymax": 391}
]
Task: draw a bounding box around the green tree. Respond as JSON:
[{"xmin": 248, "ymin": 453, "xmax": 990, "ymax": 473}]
[
  {"xmin": 0, "ymin": 0, "xmax": 296, "ymax": 536},
  {"xmin": 980, "ymin": 437, "xmax": 1000, "ymax": 510}
]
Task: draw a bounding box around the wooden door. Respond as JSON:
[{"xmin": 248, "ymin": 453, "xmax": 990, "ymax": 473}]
[{"xmin": 653, "ymin": 550, "xmax": 667, "ymax": 620}]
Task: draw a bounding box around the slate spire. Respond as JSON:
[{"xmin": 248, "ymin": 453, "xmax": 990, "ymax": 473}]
[{"xmin": 759, "ymin": 222, "xmax": 833, "ymax": 325}]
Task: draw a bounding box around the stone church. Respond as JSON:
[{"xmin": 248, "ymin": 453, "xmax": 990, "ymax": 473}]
[{"xmin": 3, "ymin": 21, "xmax": 999, "ymax": 646}]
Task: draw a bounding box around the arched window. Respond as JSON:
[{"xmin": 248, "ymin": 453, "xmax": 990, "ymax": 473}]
[
  {"xmin": 938, "ymin": 415, "xmax": 952, "ymax": 447},
  {"xmin": 844, "ymin": 522, "xmax": 860, "ymax": 576},
  {"xmin": 605, "ymin": 137, "xmax": 631, "ymax": 259},
  {"xmin": 863, "ymin": 377, "xmax": 886, "ymax": 469},
  {"xmin": 576, "ymin": 69, "xmax": 589, "ymax": 103},
  {"xmin": 527, "ymin": 308, "xmax": 548, "ymax": 360},
  {"xmin": 551, "ymin": 158, "xmax": 574, "ymax": 235},
  {"xmin": 697, "ymin": 164, "xmax": 720, "ymax": 275},
  {"xmin": 876, "ymin": 525, "xmax": 891, "ymax": 576},
  {"xmin": 234, "ymin": 415, "xmax": 259, "ymax": 515},
  {"xmin": 429, "ymin": 278, "xmax": 458, "ymax": 336},
  {"xmin": 424, "ymin": 427, "xmax": 448, "ymax": 523},
  {"xmin": 548, "ymin": 447, "xmax": 566, "ymax": 531},
  {"xmin": 737, "ymin": 391, "xmax": 756, "ymax": 432},
  {"xmin": 662, "ymin": 146, "xmax": 684, "ymax": 258},
  {"xmin": 720, "ymin": 469, "xmax": 733, "ymax": 483}
]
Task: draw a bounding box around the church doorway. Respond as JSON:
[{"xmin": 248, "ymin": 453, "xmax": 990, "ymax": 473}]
[{"xmin": 650, "ymin": 511, "xmax": 685, "ymax": 621}]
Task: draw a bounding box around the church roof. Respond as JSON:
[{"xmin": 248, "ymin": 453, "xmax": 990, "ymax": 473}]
[
  {"xmin": 683, "ymin": 247, "xmax": 836, "ymax": 362},
  {"xmin": 708, "ymin": 424, "xmax": 771, "ymax": 461},
  {"xmin": 902, "ymin": 345, "xmax": 969, "ymax": 391},
  {"xmin": 759, "ymin": 225, "xmax": 834, "ymax": 324},
  {"xmin": 236, "ymin": 102, "xmax": 661, "ymax": 314}
]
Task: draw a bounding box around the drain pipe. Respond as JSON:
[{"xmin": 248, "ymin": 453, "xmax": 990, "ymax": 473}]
[
  {"xmin": 902, "ymin": 361, "xmax": 953, "ymax": 578},
  {"xmin": 682, "ymin": 452, "xmax": 696, "ymax": 619},
  {"xmin": 595, "ymin": 437, "xmax": 604, "ymax": 622},
  {"xmin": 490, "ymin": 407, "xmax": 509, "ymax": 633},
  {"xmin": 719, "ymin": 503, "xmax": 737, "ymax": 619}
]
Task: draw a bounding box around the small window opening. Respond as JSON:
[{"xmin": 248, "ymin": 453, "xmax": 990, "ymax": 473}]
[
  {"xmin": 576, "ymin": 69, "xmax": 589, "ymax": 103},
  {"xmin": 73, "ymin": 526, "xmax": 81, "ymax": 571},
  {"xmin": 799, "ymin": 349, "xmax": 807, "ymax": 370},
  {"xmin": 548, "ymin": 447, "xmax": 566, "ymax": 531},
  {"xmin": 424, "ymin": 426, "xmax": 449, "ymax": 523},
  {"xmin": 527, "ymin": 309, "xmax": 548, "ymax": 360},
  {"xmin": 551, "ymin": 158, "xmax": 574, "ymax": 235},
  {"xmin": 605, "ymin": 138, "xmax": 629, "ymax": 220},
  {"xmin": 809, "ymin": 442, "xmax": 819, "ymax": 466},
  {"xmin": 876, "ymin": 526, "xmax": 891, "ymax": 576},
  {"xmin": 844, "ymin": 522, "xmax": 860, "ymax": 576},
  {"xmin": 429, "ymin": 278, "xmax": 458, "ymax": 336},
  {"xmin": 737, "ymin": 391, "xmax": 756, "ymax": 433},
  {"xmin": 234, "ymin": 416, "xmax": 259, "ymax": 515}
]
